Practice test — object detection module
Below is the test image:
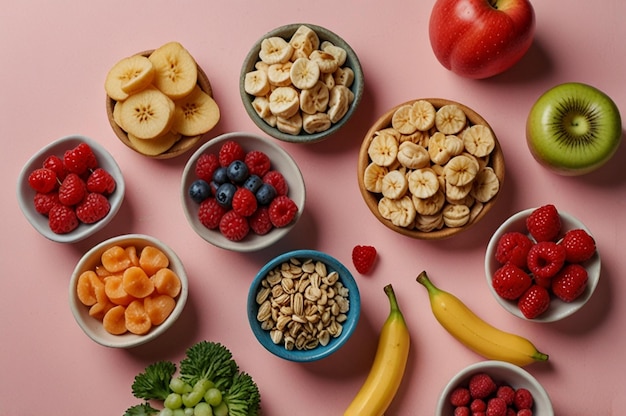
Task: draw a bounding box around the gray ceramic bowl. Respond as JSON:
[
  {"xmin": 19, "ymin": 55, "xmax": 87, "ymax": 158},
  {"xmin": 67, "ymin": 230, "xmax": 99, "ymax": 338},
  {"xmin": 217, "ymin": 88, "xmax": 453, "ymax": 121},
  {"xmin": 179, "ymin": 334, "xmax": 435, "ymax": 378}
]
[
  {"xmin": 240, "ymin": 23, "xmax": 364, "ymax": 143},
  {"xmin": 17, "ymin": 134, "xmax": 125, "ymax": 243},
  {"xmin": 247, "ymin": 249, "xmax": 360, "ymax": 362}
]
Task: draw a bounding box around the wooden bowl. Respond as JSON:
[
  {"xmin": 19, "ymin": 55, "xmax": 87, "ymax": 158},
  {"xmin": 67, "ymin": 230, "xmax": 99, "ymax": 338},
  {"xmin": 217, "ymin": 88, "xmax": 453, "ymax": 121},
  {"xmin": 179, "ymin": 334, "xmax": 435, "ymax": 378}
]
[
  {"xmin": 357, "ymin": 98, "xmax": 505, "ymax": 240},
  {"xmin": 105, "ymin": 50, "xmax": 214, "ymax": 159}
]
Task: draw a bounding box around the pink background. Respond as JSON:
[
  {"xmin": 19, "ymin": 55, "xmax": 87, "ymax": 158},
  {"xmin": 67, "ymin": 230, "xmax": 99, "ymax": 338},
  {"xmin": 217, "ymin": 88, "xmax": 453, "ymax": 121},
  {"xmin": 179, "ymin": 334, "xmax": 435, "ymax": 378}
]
[{"xmin": 2, "ymin": 1, "xmax": 625, "ymax": 415}]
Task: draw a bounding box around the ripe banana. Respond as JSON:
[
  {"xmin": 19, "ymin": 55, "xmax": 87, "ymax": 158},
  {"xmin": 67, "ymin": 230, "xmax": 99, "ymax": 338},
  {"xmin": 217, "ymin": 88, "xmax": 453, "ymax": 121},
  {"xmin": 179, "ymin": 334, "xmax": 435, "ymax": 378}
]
[
  {"xmin": 415, "ymin": 271, "xmax": 548, "ymax": 367},
  {"xmin": 344, "ymin": 285, "xmax": 410, "ymax": 416}
]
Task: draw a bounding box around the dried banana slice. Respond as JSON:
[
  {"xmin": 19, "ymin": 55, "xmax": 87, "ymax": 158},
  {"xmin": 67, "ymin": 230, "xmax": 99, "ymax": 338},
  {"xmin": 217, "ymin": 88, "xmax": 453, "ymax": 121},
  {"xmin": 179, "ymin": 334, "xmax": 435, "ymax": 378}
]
[
  {"xmin": 363, "ymin": 163, "xmax": 389, "ymax": 193},
  {"xmin": 290, "ymin": 58, "xmax": 320, "ymax": 90},
  {"xmin": 462, "ymin": 124, "xmax": 496, "ymax": 157},
  {"xmin": 397, "ymin": 142, "xmax": 430, "ymax": 169},
  {"xmin": 408, "ymin": 168, "xmax": 440, "ymax": 199},
  {"xmin": 309, "ymin": 50, "xmax": 339, "ymax": 74},
  {"xmin": 289, "ymin": 25, "xmax": 319, "ymax": 61},
  {"xmin": 387, "ymin": 196, "xmax": 417, "ymax": 227},
  {"xmin": 470, "ymin": 167, "xmax": 500, "ymax": 202},
  {"xmin": 302, "ymin": 113, "xmax": 331, "ymax": 134},
  {"xmin": 244, "ymin": 69, "xmax": 271, "ymax": 97},
  {"xmin": 392, "ymin": 104, "xmax": 418, "ymax": 135},
  {"xmin": 444, "ymin": 154, "xmax": 479, "ymax": 187},
  {"xmin": 442, "ymin": 204, "xmax": 470, "ymax": 227},
  {"xmin": 327, "ymin": 85, "xmax": 352, "ymax": 124},
  {"xmin": 410, "ymin": 100, "xmax": 437, "ymax": 131},
  {"xmin": 381, "ymin": 170, "xmax": 408, "ymax": 199},
  {"xmin": 300, "ymin": 81, "xmax": 329, "ymax": 115},
  {"xmin": 412, "ymin": 189, "xmax": 445, "ymax": 216},
  {"xmin": 368, "ymin": 132, "xmax": 399, "ymax": 167},
  {"xmin": 276, "ymin": 112, "xmax": 302, "ymax": 135},
  {"xmin": 428, "ymin": 132, "xmax": 453, "ymax": 165},
  {"xmin": 321, "ymin": 41, "xmax": 347, "ymax": 67},
  {"xmin": 435, "ymin": 104, "xmax": 467, "ymax": 135},
  {"xmin": 333, "ymin": 67, "xmax": 354, "ymax": 88},
  {"xmin": 259, "ymin": 37, "xmax": 294, "ymax": 65},
  {"xmin": 415, "ymin": 212, "xmax": 444, "ymax": 232},
  {"xmin": 267, "ymin": 62, "xmax": 293, "ymax": 87},
  {"xmin": 269, "ymin": 86, "xmax": 300, "ymax": 118}
]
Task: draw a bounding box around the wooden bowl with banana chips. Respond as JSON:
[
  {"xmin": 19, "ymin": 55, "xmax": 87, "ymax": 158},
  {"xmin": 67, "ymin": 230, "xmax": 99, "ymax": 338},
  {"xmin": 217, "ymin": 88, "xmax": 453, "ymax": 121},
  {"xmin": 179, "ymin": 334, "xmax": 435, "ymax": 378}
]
[
  {"xmin": 105, "ymin": 42, "xmax": 220, "ymax": 159},
  {"xmin": 357, "ymin": 98, "xmax": 505, "ymax": 240}
]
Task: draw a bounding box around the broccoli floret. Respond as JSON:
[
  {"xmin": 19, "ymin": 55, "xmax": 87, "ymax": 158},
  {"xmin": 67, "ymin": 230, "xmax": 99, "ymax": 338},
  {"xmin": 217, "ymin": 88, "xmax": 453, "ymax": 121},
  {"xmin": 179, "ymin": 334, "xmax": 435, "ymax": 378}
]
[
  {"xmin": 123, "ymin": 403, "xmax": 159, "ymax": 416},
  {"xmin": 222, "ymin": 372, "xmax": 261, "ymax": 416},
  {"xmin": 179, "ymin": 341, "xmax": 238, "ymax": 391},
  {"xmin": 131, "ymin": 360, "xmax": 176, "ymax": 401}
]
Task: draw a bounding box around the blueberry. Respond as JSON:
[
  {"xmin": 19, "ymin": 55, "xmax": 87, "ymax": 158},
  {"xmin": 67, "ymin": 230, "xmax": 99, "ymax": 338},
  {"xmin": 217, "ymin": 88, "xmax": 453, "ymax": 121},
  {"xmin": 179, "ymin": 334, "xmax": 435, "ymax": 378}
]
[
  {"xmin": 215, "ymin": 183, "xmax": 237, "ymax": 208},
  {"xmin": 212, "ymin": 166, "xmax": 229, "ymax": 184},
  {"xmin": 243, "ymin": 175, "xmax": 263, "ymax": 193},
  {"xmin": 227, "ymin": 160, "xmax": 249, "ymax": 183},
  {"xmin": 255, "ymin": 183, "xmax": 277, "ymax": 205},
  {"xmin": 188, "ymin": 179, "xmax": 211, "ymax": 204}
]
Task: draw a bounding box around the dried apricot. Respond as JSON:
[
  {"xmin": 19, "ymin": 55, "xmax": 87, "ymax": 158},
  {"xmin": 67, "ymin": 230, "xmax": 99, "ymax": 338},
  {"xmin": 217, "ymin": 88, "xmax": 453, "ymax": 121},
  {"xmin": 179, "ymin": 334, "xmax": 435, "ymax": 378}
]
[
  {"xmin": 152, "ymin": 268, "xmax": 182, "ymax": 298},
  {"xmin": 103, "ymin": 305, "xmax": 127, "ymax": 335},
  {"xmin": 89, "ymin": 299, "xmax": 116, "ymax": 320},
  {"xmin": 77, "ymin": 270, "xmax": 100, "ymax": 306},
  {"xmin": 126, "ymin": 245, "xmax": 140, "ymax": 266},
  {"xmin": 125, "ymin": 300, "xmax": 152, "ymax": 335},
  {"xmin": 104, "ymin": 275, "xmax": 134, "ymax": 305},
  {"xmin": 145, "ymin": 294, "xmax": 176, "ymax": 325},
  {"xmin": 122, "ymin": 266, "xmax": 155, "ymax": 298},
  {"xmin": 139, "ymin": 246, "xmax": 169, "ymax": 275},
  {"xmin": 101, "ymin": 245, "xmax": 132, "ymax": 273}
]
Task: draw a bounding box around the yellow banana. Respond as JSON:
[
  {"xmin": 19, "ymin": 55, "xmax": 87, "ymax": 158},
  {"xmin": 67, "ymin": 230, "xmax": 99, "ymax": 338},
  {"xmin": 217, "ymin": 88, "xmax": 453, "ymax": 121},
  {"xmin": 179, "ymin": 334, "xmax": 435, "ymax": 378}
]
[
  {"xmin": 416, "ymin": 271, "xmax": 548, "ymax": 367},
  {"xmin": 344, "ymin": 284, "xmax": 410, "ymax": 416}
]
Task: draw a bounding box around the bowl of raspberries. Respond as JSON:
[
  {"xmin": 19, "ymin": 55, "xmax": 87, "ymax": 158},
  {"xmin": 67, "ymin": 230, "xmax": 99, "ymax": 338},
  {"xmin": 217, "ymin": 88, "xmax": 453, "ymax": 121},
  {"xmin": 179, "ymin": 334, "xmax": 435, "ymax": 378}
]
[
  {"xmin": 180, "ymin": 132, "xmax": 305, "ymax": 252},
  {"xmin": 17, "ymin": 134, "xmax": 125, "ymax": 243},
  {"xmin": 485, "ymin": 205, "xmax": 601, "ymax": 322},
  {"xmin": 436, "ymin": 360, "xmax": 554, "ymax": 416}
]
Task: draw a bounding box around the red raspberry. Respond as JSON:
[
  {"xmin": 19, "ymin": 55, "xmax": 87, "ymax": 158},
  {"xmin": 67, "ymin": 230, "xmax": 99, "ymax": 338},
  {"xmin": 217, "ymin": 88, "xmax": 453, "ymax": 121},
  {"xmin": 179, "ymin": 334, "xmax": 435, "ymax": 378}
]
[
  {"xmin": 492, "ymin": 263, "xmax": 532, "ymax": 300},
  {"xmin": 496, "ymin": 385, "xmax": 515, "ymax": 406},
  {"xmin": 33, "ymin": 192, "xmax": 60, "ymax": 215},
  {"xmin": 64, "ymin": 142, "xmax": 98, "ymax": 175},
  {"xmin": 351, "ymin": 245, "xmax": 377, "ymax": 274},
  {"xmin": 526, "ymin": 204, "xmax": 561, "ymax": 242},
  {"xmin": 48, "ymin": 204, "xmax": 79, "ymax": 234},
  {"xmin": 218, "ymin": 140, "xmax": 245, "ymax": 167},
  {"xmin": 28, "ymin": 168, "xmax": 58, "ymax": 193},
  {"xmin": 76, "ymin": 193, "xmax": 110, "ymax": 224},
  {"xmin": 43, "ymin": 154, "xmax": 67, "ymax": 181},
  {"xmin": 560, "ymin": 229, "xmax": 596, "ymax": 263},
  {"xmin": 195, "ymin": 153, "xmax": 220, "ymax": 183},
  {"xmin": 495, "ymin": 232, "xmax": 534, "ymax": 269},
  {"xmin": 198, "ymin": 198, "xmax": 227, "ymax": 230},
  {"xmin": 263, "ymin": 170, "xmax": 288, "ymax": 196},
  {"xmin": 471, "ymin": 399, "xmax": 487, "ymax": 412},
  {"xmin": 219, "ymin": 210, "xmax": 250, "ymax": 241},
  {"xmin": 87, "ymin": 168, "xmax": 116, "ymax": 195},
  {"xmin": 526, "ymin": 241, "xmax": 566, "ymax": 280},
  {"xmin": 454, "ymin": 407, "xmax": 470, "ymax": 416},
  {"xmin": 506, "ymin": 409, "xmax": 516, "ymax": 416},
  {"xmin": 231, "ymin": 188, "xmax": 258, "ymax": 217},
  {"xmin": 513, "ymin": 388, "xmax": 533, "ymax": 410},
  {"xmin": 517, "ymin": 409, "xmax": 532, "ymax": 416},
  {"xmin": 487, "ymin": 397, "xmax": 508, "ymax": 416},
  {"xmin": 249, "ymin": 206, "xmax": 273, "ymax": 235},
  {"xmin": 551, "ymin": 263, "xmax": 588, "ymax": 302},
  {"xmin": 268, "ymin": 195, "xmax": 298, "ymax": 227},
  {"xmin": 244, "ymin": 150, "xmax": 271, "ymax": 177},
  {"xmin": 518, "ymin": 285, "xmax": 550, "ymax": 319},
  {"xmin": 450, "ymin": 387, "xmax": 471, "ymax": 407},
  {"xmin": 469, "ymin": 373, "xmax": 497, "ymax": 400},
  {"xmin": 58, "ymin": 173, "xmax": 87, "ymax": 206}
]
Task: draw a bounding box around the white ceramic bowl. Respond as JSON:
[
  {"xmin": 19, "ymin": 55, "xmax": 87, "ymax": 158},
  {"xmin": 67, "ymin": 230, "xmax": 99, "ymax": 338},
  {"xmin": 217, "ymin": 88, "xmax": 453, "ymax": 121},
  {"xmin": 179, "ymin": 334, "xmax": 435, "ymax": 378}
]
[
  {"xmin": 17, "ymin": 134, "xmax": 125, "ymax": 243},
  {"xmin": 485, "ymin": 208, "xmax": 601, "ymax": 322},
  {"xmin": 247, "ymin": 249, "xmax": 360, "ymax": 362},
  {"xmin": 181, "ymin": 132, "xmax": 306, "ymax": 252},
  {"xmin": 69, "ymin": 234, "xmax": 188, "ymax": 348},
  {"xmin": 436, "ymin": 360, "xmax": 554, "ymax": 415},
  {"xmin": 240, "ymin": 23, "xmax": 364, "ymax": 144}
]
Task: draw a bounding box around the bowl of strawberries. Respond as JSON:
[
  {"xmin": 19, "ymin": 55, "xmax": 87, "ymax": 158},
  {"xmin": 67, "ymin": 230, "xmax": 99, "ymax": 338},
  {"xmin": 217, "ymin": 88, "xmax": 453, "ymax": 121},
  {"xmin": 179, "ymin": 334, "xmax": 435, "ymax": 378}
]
[
  {"xmin": 17, "ymin": 134, "xmax": 125, "ymax": 243},
  {"xmin": 485, "ymin": 205, "xmax": 601, "ymax": 322}
]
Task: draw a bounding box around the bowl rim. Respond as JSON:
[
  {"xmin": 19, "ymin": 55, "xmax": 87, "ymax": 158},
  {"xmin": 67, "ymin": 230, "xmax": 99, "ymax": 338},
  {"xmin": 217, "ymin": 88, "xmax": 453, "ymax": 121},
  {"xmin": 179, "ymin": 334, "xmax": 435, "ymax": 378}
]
[
  {"xmin": 105, "ymin": 48, "xmax": 215, "ymax": 159},
  {"xmin": 180, "ymin": 131, "xmax": 306, "ymax": 252},
  {"xmin": 246, "ymin": 249, "xmax": 360, "ymax": 362},
  {"xmin": 435, "ymin": 360, "xmax": 554, "ymax": 415},
  {"xmin": 485, "ymin": 207, "xmax": 601, "ymax": 322},
  {"xmin": 16, "ymin": 134, "xmax": 126, "ymax": 243},
  {"xmin": 69, "ymin": 233, "xmax": 189, "ymax": 348},
  {"xmin": 357, "ymin": 98, "xmax": 505, "ymax": 240},
  {"xmin": 239, "ymin": 22, "xmax": 364, "ymax": 144}
]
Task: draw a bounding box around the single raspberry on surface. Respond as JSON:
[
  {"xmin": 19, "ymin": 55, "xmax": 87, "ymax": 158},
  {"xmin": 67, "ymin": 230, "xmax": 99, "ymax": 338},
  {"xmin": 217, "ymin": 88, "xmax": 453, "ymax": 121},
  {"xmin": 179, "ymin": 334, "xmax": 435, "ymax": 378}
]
[
  {"xmin": 560, "ymin": 229, "xmax": 596, "ymax": 263},
  {"xmin": 244, "ymin": 150, "xmax": 271, "ymax": 177},
  {"xmin": 219, "ymin": 210, "xmax": 250, "ymax": 241},
  {"xmin": 352, "ymin": 245, "xmax": 377, "ymax": 274},
  {"xmin": 198, "ymin": 198, "xmax": 227, "ymax": 230},
  {"xmin": 86, "ymin": 167, "xmax": 116, "ymax": 195},
  {"xmin": 232, "ymin": 187, "xmax": 258, "ymax": 217},
  {"xmin": 450, "ymin": 387, "xmax": 471, "ymax": 407},
  {"xmin": 526, "ymin": 204, "xmax": 561, "ymax": 242},
  {"xmin": 28, "ymin": 168, "xmax": 58, "ymax": 193},
  {"xmin": 526, "ymin": 241, "xmax": 566, "ymax": 280},
  {"xmin": 495, "ymin": 232, "xmax": 534, "ymax": 269},
  {"xmin": 492, "ymin": 263, "xmax": 532, "ymax": 300},
  {"xmin": 33, "ymin": 192, "xmax": 59, "ymax": 215},
  {"xmin": 58, "ymin": 173, "xmax": 87, "ymax": 206},
  {"xmin": 513, "ymin": 388, "xmax": 534, "ymax": 410},
  {"xmin": 518, "ymin": 285, "xmax": 550, "ymax": 319},
  {"xmin": 76, "ymin": 193, "xmax": 110, "ymax": 224},
  {"xmin": 486, "ymin": 397, "xmax": 508, "ymax": 416},
  {"xmin": 262, "ymin": 170, "xmax": 288, "ymax": 196},
  {"xmin": 64, "ymin": 142, "xmax": 98, "ymax": 175},
  {"xmin": 195, "ymin": 153, "xmax": 220, "ymax": 183},
  {"xmin": 43, "ymin": 154, "xmax": 67, "ymax": 181},
  {"xmin": 218, "ymin": 140, "xmax": 245, "ymax": 167},
  {"xmin": 268, "ymin": 195, "xmax": 298, "ymax": 227},
  {"xmin": 469, "ymin": 373, "xmax": 497, "ymax": 400},
  {"xmin": 551, "ymin": 263, "xmax": 588, "ymax": 302},
  {"xmin": 48, "ymin": 204, "xmax": 78, "ymax": 234},
  {"xmin": 496, "ymin": 385, "xmax": 515, "ymax": 406},
  {"xmin": 249, "ymin": 206, "xmax": 273, "ymax": 235}
]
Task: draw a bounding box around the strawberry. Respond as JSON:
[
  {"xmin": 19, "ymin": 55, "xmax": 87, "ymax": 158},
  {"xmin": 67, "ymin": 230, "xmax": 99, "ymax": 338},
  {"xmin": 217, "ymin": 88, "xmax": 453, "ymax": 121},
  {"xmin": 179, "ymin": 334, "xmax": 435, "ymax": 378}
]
[
  {"xmin": 268, "ymin": 195, "xmax": 298, "ymax": 227},
  {"xmin": 48, "ymin": 204, "xmax": 79, "ymax": 234},
  {"xmin": 551, "ymin": 263, "xmax": 588, "ymax": 302},
  {"xmin": 58, "ymin": 173, "xmax": 87, "ymax": 206},
  {"xmin": 495, "ymin": 232, "xmax": 534, "ymax": 269},
  {"xmin": 469, "ymin": 373, "xmax": 497, "ymax": 400},
  {"xmin": 76, "ymin": 193, "xmax": 110, "ymax": 224},
  {"xmin": 492, "ymin": 263, "xmax": 532, "ymax": 300},
  {"xmin": 518, "ymin": 285, "xmax": 550, "ymax": 319},
  {"xmin": 526, "ymin": 204, "xmax": 561, "ymax": 242},
  {"xmin": 560, "ymin": 229, "xmax": 596, "ymax": 263},
  {"xmin": 28, "ymin": 168, "xmax": 58, "ymax": 193},
  {"xmin": 526, "ymin": 241, "xmax": 566, "ymax": 280},
  {"xmin": 86, "ymin": 168, "xmax": 116, "ymax": 195},
  {"xmin": 351, "ymin": 245, "xmax": 377, "ymax": 274},
  {"xmin": 219, "ymin": 210, "xmax": 250, "ymax": 241}
]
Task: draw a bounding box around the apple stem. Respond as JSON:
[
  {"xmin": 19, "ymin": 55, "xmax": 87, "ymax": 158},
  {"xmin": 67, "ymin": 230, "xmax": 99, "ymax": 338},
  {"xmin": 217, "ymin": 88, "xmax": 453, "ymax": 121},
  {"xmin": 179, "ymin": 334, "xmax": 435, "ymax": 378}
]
[{"xmin": 488, "ymin": 0, "xmax": 498, "ymax": 9}]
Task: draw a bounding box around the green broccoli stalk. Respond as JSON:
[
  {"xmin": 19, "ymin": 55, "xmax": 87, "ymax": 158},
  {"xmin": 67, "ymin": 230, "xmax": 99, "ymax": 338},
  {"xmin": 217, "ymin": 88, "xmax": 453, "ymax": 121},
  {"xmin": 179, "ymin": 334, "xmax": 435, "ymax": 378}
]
[
  {"xmin": 131, "ymin": 360, "xmax": 176, "ymax": 401},
  {"xmin": 222, "ymin": 372, "xmax": 261, "ymax": 416},
  {"xmin": 123, "ymin": 403, "xmax": 159, "ymax": 416},
  {"xmin": 179, "ymin": 341, "xmax": 238, "ymax": 391}
]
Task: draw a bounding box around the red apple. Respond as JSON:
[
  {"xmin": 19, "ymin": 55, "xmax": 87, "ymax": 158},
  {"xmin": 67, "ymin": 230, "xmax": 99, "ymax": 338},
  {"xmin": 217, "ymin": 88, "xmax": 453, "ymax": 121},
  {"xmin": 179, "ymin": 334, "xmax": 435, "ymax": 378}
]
[{"xmin": 429, "ymin": 0, "xmax": 535, "ymax": 79}]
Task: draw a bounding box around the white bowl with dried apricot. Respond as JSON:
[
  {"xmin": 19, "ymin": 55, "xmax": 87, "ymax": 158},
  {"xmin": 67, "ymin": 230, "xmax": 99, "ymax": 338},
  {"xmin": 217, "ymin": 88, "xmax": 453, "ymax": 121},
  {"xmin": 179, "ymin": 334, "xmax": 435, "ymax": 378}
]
[
  {"xmin": 69, "ymin": 234, "xmax": 188, "ymax": 348},
  {"xmin": 357, "ymin": 98, "xmax": 505, "ymax": 239}
]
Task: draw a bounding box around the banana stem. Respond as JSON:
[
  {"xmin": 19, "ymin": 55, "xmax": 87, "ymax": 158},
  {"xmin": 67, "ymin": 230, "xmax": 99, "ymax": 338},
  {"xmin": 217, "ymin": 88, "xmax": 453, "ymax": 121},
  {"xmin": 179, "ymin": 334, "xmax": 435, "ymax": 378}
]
[
  {"xmin": 416, "ymin": 271, "xmax": 437, "ymax": 294},
  {"xmin": 384, "ymin": 284, "xmax": 401, "ymax": 313}
]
